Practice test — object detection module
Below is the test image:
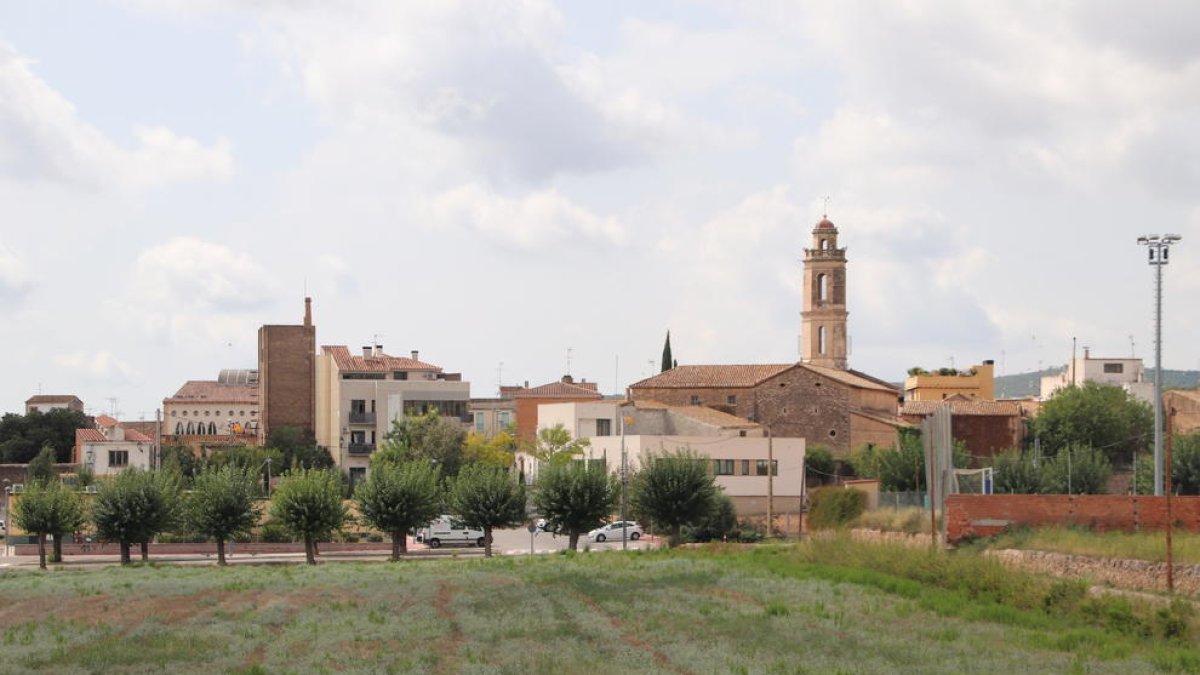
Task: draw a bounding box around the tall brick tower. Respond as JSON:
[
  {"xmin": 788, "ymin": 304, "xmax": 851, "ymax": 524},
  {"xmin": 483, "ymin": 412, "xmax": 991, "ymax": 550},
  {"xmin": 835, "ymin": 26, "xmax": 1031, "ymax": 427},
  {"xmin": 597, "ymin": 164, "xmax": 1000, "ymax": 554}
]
[
  {"xmin": 258, "ymin": 297, "xmax": 316, "ymax": 441},
  {"xmin": 800, "ymin": 216, "xmax": 848, "ymax": 369}
]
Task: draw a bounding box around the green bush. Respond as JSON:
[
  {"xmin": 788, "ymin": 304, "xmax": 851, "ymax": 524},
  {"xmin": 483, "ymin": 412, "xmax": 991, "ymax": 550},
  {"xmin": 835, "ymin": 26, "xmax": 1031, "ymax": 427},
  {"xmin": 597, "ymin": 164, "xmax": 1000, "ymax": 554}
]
[
  {"xmin": 809, "ymin": 487, "xmax": 867, "ymax": 529},
  {"xmin": 257, "ymin": 520, "xmax": 294, "ymax": 543}
]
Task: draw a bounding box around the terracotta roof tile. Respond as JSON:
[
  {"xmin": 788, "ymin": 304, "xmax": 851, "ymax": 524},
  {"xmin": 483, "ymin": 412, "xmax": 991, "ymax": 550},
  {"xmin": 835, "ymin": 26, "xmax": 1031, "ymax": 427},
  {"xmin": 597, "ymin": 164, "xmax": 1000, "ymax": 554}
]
[
  {"xmin": 513, "ymin": 380, "xmax": 604, "ymax": 399},
  {"xmin": 630, "ymin": 364, "xmax": 795, "ymax": 389},
  {"xmin": 801, "ymin": 364, "xmax": 899, "ymax": 393},
  {"xmin": 26, "ymin": 395, "xmax": 82, "ymax": 404},
  {"xmin": 660, "ymin": 405, "xmax": 760, "ymax": 429},
  {"xmin": 124, "ymin": 430, "xmax": 154, "ymax": 442},
  {"xmin": 75, "ymin": 428, "xmax": 106, "ymax": 443},
  {"xmin": 165, "ymin": 380, "xmax": 259, "ymax": 404},
  {"xmin": 322, "ymin": 345, "xmax": 442, "ymax": 373},
  {"xmin": 95, "ymin": 415, "xmax": 119, "ymax": 428}
]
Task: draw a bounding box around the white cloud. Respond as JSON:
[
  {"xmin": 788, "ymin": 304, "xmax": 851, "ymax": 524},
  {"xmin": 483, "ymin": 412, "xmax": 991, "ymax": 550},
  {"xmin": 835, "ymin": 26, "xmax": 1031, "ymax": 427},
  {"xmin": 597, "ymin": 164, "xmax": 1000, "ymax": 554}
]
[
  {"xmin": 0, "ymin": 41, "xmax": 233, "ymax": 190},
  {"xmin": 0, "ymin": 243, "xmax": 36, "ymax": 306},
  {"xmin": 53, "ymin": 350, "xmax": 138, "ymax": 383},
  {"xmin": 424, "ymin": 183, "xmax": 626, "ymax": 249}
]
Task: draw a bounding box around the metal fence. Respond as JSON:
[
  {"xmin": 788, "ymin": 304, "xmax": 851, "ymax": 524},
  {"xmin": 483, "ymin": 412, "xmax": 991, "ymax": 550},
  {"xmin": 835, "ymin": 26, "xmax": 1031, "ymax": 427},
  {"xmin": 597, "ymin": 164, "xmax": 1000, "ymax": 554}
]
[{"xmin": 877, "ymin": 491, "xmax": 928, "ymax": 509}]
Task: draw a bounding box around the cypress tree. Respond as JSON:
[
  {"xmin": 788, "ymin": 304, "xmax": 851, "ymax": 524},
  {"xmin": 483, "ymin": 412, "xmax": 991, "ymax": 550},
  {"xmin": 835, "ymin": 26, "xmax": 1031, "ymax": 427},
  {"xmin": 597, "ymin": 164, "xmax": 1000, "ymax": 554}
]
[{"xmin": 661, "ymin": 331, "xmax": 673, "ymax": 372}]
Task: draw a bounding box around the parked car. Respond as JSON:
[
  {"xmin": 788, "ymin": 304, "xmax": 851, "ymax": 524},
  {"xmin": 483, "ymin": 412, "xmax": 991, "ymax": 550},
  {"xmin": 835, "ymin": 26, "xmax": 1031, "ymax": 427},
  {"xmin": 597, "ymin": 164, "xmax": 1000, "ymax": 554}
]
[
  {"xmin": 416, "ymin": 515, "xmax": 486, "ymax": 549},
  {"xmin": 587, "ymin": 521, "xmax": 643, "ymax": 542}
]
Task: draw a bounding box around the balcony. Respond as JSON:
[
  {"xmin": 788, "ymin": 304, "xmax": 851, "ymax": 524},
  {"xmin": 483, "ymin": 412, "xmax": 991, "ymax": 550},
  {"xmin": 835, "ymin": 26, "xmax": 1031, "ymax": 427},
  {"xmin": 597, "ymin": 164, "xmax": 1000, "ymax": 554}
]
[
  {"xmin": 348, "ymin": 412, "xmax": 376, "ymax": 425},
  {"xmin": 348, "ymin": 443, "xmax": 376, "ymax": 456}
]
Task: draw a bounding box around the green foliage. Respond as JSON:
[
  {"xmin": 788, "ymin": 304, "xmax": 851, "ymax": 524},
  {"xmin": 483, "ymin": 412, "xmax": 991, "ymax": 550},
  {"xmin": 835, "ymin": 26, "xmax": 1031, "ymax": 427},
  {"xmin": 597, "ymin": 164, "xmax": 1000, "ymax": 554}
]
[
  {"xmin": 630, "ymin": 449, "xmax": 719, "ymax": 546},
  {"xmin": 1039, "ymin": 445, "xmax": 1111, "ymax": 494},
  {"xmin": 27, "ymin": 446, "xmax": 57, "ymax": 483},
  {"xmin": 203, "ymin": 445, "xmax": 281, "ymax": 496},
  {"xmin": 848, "ymin": 444, "xmax": 882, "ymax": 480},
  {"xmin": 74, "ymin": 463, "xmax": 95, "ymax": 488},
  {"xmin": 532, "ymin": 461, "xmax": 617, "ymax": 550},
  {"xmin": 447, "ymin": 463, "xmax": 526, "ymax": 556},
  {"xmin": 256, "ymin": 519, "xmax": 294, "ymax": 543},
  {"xmin": 91, "ymin": 469, "xmax": 182, "ymax": 563},
  {"xmin": 879, "ymin": 431, "xmax": 927, "ymax": 492},
  {"xmin": 907, "ymin": 366, "xmax": 930, "ymax": 377},
  {"xmin": 993, "ymin": 450, "xmax": 1043, "ymax": 494},
  {"xmin": 14, "ymin": 480, "xmax": 86, "ymax": 568},
  {"xmin": 376, "ymin": 411, "xmax": 466, "ymax": 476},
  {"xmin": 270, "ymin": 469, "xmax": 349, "ymax": 563},
  {"xmin": 684, "ymin": 492, "xmax": 739, "ymax": 542},
  {"xmin": 463, "ymin": 431, "xmax": 516, "ymax": 470},
  {"xmin": 0, "ymin": 408, "xmax": 90, "ymax": 463},
  {"xmin": 354, "ymin": 461, "xmax": 443, "ymax": 560},
  {"xmin": 159, "ymin": 444, "xmax": 200, "ymax": 480},
  {"xmin": 264, "ymin": 426, "xmax": 333, "ymax": 471},
  {"xmin": 1033, "ymin": 382, "xmax": 1153, "ymax": 462},
  {"xmin": 1168, "ymin": 432, "xmax": 1200, "ymax": 495},
  {"xmin": 527, "ymin": 424, "xmax": 590, "ymax": 466},
  {"xmin": 186, "ymin": 466, "xmax": 261, "ymax": 564},
  {"xmin": 804, "ymin": 445, "xmax": 836, "ymax": 483},
  {"xmin": 808, "ymin": 487, "xmax": 867, "ymax": 529}
]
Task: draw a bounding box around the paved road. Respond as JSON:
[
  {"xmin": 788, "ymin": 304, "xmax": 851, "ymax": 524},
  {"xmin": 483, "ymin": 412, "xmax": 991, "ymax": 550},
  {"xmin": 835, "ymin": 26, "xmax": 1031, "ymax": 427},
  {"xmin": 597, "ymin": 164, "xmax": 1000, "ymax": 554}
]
[{"xmin": 0, "ymin": 528, "xmax": 661, "ymax": 571}]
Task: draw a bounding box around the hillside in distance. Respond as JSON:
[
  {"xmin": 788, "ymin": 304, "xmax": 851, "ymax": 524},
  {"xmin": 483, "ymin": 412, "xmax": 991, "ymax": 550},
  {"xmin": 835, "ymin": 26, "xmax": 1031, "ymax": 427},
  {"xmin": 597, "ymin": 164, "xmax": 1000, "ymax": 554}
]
[{"xmin": 995, "ymin": 366, "xmax": 1200, "ymax": 399}]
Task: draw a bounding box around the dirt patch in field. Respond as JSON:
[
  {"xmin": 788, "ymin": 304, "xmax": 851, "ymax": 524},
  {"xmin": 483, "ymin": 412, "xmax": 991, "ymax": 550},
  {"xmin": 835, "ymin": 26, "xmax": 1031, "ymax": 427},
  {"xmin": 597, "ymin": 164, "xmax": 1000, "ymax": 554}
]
[
  {"xmin": 432, "ymin": 580, "xmax": 463, "ymax": 674},
  {"xmin": 702, "ymin": 587, "xmax": 763, "ymax": 609},
  {"xmin": 572, "ymin": 591, "xmax": 691, "ymax": 674}
]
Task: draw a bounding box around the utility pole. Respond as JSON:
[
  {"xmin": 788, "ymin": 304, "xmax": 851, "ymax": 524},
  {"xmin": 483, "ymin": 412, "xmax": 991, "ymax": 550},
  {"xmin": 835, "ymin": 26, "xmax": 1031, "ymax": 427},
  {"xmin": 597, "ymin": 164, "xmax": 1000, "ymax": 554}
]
[
  {"xmin": 620, "ymin": 410, "xmax": 628, "ymax": 551},
  {"xmin": 1137, "ymin": 233, "xmax": 1182, "ymax": 496},
  {"xmin": 1166, "ymin": 406, "xmax": 1176, "ymax": 593},
  {"xmin": 766, "ymin": 426, "xmax": 774, "ymax": 538}
]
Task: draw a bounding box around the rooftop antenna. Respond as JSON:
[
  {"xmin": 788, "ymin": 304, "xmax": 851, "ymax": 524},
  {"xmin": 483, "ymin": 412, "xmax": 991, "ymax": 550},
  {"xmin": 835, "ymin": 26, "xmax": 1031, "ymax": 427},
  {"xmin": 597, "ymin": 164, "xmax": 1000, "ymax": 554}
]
[
  {"xmin": 1130, "ymin": 335, "xmax": 1136, "ymax": 358},
  {"xmin": 497, "ymin": 361, "xmax": 504, "ymax": 396},
  {"xmin": 822, "ymin": 195, "xmax": 831, "ymax": 218},
  {"xmin": 105, "ymin": 397, "xmax": 121, "ymax": 419},
  {"xmin": 566, "ymin": 347, "xmax": 573, "ymax": 376}
]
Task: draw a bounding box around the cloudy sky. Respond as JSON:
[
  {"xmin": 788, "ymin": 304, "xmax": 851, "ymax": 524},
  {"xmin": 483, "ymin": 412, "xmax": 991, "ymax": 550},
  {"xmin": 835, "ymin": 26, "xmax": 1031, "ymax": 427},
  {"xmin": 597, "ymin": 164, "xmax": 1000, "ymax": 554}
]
[{"xmin": 2, "ymin": 1, "xmax": 1199, "ymax": 419}]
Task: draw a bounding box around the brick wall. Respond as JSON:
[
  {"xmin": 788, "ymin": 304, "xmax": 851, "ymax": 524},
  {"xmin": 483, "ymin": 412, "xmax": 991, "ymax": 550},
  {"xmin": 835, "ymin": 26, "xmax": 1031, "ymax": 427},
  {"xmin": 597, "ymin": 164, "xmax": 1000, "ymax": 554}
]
[
  {"xmin": 258, "ymin": 324, "xmax": 315, "ymax": 438},
  {"xmin": 945, "ymin": 494, "xmax": 1200, "ymax": 543}
]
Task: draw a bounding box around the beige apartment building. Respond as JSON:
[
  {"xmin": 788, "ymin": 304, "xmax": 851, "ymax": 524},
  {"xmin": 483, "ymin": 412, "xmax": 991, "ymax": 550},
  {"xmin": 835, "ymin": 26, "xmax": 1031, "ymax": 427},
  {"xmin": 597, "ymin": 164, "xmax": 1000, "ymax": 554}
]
[
  {"xmin": 904, "ymin": 361, "xmax": 996, "ymax": 401},
  {"xmin": 163, "ymin": 370, "xmax": 260, "ymax": 452},
  {"xmin": 315, "ymin": 345, "xmax": 470, "ymax": 483}
]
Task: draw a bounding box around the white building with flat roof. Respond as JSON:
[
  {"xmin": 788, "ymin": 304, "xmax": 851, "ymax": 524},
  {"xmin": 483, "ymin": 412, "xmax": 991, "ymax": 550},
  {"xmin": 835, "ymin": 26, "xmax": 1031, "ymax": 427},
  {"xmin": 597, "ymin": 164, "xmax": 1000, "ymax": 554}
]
[{"xmin": 1040, "ymin": 348, "xmax": 1154, "ymax": 404}]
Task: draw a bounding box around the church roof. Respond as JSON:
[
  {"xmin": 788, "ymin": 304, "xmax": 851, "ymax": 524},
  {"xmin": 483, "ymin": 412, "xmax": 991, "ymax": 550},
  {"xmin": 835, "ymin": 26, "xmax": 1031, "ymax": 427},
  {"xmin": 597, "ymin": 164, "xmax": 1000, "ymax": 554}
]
[
  {"xmin": 630, "ymin": 364, "xmax": 795, "ymax": 389},
  {"xmin": 814, "ymin": 217, "xmax": 836, "ymax": 230}
]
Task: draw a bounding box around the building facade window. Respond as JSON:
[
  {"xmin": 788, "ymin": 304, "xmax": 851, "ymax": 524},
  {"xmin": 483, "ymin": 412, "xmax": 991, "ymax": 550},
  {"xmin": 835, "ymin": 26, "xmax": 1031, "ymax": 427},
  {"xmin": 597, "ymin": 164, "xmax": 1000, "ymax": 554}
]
[
  {"xmin": 740, "ymin": 459, "xmax": 750, "ymax": 475},
  {"xmin": 109, "ymin": 450, "xmax": 129, "ymax": 467},
  {"xmin": 817, "ymin": 273, "xmax": 828, "ymax": 302},
  {"xmin": 595, "ymin": 419, "xmax": 612, "ymax": 436},
  {"xmin": 756, "ymin": 459, "xmax": 778, "ymax": 476},
  {"xmin": 713, "ymin": 459, "xmax": 734, "ymax": 475},
  {"xmin": 690, "ymin": 395, "xmax": 701, "ymax": 405},
  {"xmin": 175, "ymin": 422, "xmax": 183, "ymax": 435},
  {"xmin": 818, "ymin": 326, "xmax": 826, "ymax": 354},
  {"xmin": 474, "ymin": 412, "xmax": 485, "ymax": 434},
  {"xmin": 1103, "ymin": 363, "xmax": 1124, "ymax": 374},
  {"xmin": 727, "ymin": 395, "xmax": 737, "ymax": 405},
  {"xmin": 497, "ymin": 411, "xmax": 512, "ymax": 428}
]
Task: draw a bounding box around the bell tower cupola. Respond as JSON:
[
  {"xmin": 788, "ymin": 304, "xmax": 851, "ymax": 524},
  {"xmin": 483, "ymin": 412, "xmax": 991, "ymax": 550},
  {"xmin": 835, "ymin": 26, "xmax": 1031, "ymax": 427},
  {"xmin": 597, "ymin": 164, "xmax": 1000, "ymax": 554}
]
[{"xmin": 800, "ymin": 215, "xmax": 849, "ymax": 369}]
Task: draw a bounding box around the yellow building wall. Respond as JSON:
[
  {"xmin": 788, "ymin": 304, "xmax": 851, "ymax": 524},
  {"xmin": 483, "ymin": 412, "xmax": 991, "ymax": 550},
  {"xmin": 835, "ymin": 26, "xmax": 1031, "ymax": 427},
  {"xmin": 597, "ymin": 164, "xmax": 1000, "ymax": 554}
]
[{"xmin": 905, "ymin": 363, "xmax": 995, "ymax": 401}]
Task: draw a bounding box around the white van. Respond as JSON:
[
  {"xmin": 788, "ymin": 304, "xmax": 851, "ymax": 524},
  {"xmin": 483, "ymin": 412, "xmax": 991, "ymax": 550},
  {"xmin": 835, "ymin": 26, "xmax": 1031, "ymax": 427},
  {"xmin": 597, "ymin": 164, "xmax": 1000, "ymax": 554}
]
[{"xmin": 416, "ymin": 515, "xmax": 486, "ymax": 549}]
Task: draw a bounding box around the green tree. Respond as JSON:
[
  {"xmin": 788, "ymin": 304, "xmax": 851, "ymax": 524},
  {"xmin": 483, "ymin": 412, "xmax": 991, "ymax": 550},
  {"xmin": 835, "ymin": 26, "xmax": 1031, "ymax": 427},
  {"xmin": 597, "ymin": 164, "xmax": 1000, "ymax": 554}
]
[
  {"xmin": 159, "ymin": 443, "xmax": 200, "ymax": 481},
  {"xmin": 354, "ymin": 461, "xmax": 443, "ymax": 561},
  {"xmin": 533, "ymin": 461, "xmax": 617, "ymax": 551},
  {"xmin": 270, "ymin": 469, "xmax": 349, "ymax": 564},
  {"xmin": 204, "ymin": 445, "xmax": 282, "ymax": 496},
  {"xmin": 377, "ymin": 411, "xmax": 466, "ymax": 476},
  {"xmin": 1033, "ymin": 382, "xmax": 1153, "ymax": 463},
  {"xmin": 447, "ymin": 463, "xmax": 526, "ymax": 557},
  {"xmin": 661, "ymin": 331, "xmax": 673, "ymax": 372},
  {"xmin": 0, "ymin": 408, "xmax": 90, "ymax": 463},
  {"xmin": 993, "ymin": 450, "xmax": 1042, "ymax": 494},
  {"xmin": 684, "ymin": 492, "xmax": 738, "ymax": 542},
  {"xmin": 1039, "ymin": 444, "xmax": 1111, "ymax": 495},
  {"xmin": 527, "ymin": 424, "xmax": 590, "ymax": 467},
  {"xmin": 92, "ymin": 469, "xmax": 178, "ymax": 564},
  {"xmin": 14, "ymin": 480, "xmax": 85, "ymax": 569},
  {"xmin": 187, "ymin": 466, "xmax": 261, "ymax": 565},
  {"xmin": 1133, "ymin": 433, "xmax": 1200, "ymax": 496},
  {"xmin": 265, "ymin": 426, "xmax": 334, "ymax": 470},
  {"xmin": 27, "ymin": 445, "xmax": 57, "ymax": 483},
  {"xmin": 463, "ymin": 431, "xmax": 516, "ymax": 470},
  {"xmin": 875, "ymin": 431, "xmax": 970, "ymax": 492},
  {"xmin": 630, "ymin": 449, "xmax": 719, "ymax": 547},
  {"xmin": 805, "ymin": 445, "xmax": 836, "ymax": 484}
]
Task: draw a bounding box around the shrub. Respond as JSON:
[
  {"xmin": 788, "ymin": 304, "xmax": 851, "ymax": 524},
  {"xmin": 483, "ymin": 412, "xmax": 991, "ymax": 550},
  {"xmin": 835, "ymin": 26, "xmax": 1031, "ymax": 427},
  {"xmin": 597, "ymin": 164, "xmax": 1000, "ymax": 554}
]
[
  {"xmin": 853, "ymin": 506, "xmax": 929, "ymax": 534},
  {"xmin": 805, "ymin": 445, "xmax": 836, "ymax": 484},
  {"xmin": 1040, "ymin": 445, "xmax": 1111, "ymax": 495},
  {"xmin": 809, "ymin": 487, "xmax": 867, "ymax": 529},
  {"xmin": 257, "ymin": 519, "xmax": 293, "ymax": 543}
]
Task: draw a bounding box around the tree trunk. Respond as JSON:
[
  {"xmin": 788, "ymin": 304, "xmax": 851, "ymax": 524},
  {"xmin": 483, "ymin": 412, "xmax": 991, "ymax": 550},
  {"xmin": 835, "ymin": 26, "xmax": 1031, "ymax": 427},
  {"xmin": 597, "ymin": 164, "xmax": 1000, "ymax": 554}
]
[
  {"xmin": 51, "ymin": 533, "xmax": 63, "ymax": 563},
  {"xmin": 37, "ymin": 533, "xmax": 47, "ymax": 570},
  {"xmin": 390, "ymin": 531, "xmax": 402, "ymax": 562},
  {"xmin": 568, "ymin": 531, "xmax": 580, "ymax": 551},
  {"xmin": 120, "ymin": 541, "xmax": 131, "ymax": 565},
  {"xmin": 304, "ymin": 536, "xmax": 316, "ymax": 565},
  {"xmin": 140, "ymin": 541, "xmax": 149, "ymax": 561},
  {"xmin": 484, "ymin": 527, "xmax": 493, "ymax": 557},
  {"xmin": 672, "ymin": 524, "xmax": 682, "ymax": 548},
  {"xmin": 217, "ymin": 537, "xmax": 227, "ymax": 566}
]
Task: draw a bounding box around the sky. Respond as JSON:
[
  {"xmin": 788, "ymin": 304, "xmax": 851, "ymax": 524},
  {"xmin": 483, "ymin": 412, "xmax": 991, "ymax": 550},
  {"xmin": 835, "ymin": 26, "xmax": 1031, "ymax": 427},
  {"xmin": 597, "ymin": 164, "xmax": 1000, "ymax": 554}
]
[{"xmin": 2, "ymin": 1, "xmax": 1199, "ymax": 420}]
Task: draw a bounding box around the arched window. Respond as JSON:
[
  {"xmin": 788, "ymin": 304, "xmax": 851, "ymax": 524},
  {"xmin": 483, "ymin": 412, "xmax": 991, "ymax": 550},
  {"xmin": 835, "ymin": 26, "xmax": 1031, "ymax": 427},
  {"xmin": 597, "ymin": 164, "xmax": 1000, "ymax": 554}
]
[
  {"xmin": 818, "ymin": 326, "xmax": 826, "ymax": 354},
  {"xmin": 175, "ymin": 422, "xmax": 183, "ymax": 435},
  {"xmin": 186, "ymin": 422, "xmax": 195, "ymax": 434},
  {"xmin": 817, "ymin": 273, "xmax": 828, "ymax": 302},
  {"xmin": 820, "ymin": 238, "xmax": 829, "ymax": 250},
  {"xmin": 208, "ymin": 422, "xmax": 217, "ymax": 435}
]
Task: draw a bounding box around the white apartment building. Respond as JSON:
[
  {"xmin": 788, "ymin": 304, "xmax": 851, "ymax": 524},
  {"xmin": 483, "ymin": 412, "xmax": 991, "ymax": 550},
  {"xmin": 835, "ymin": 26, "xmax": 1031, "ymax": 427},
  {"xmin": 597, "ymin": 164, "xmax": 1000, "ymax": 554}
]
[
  {"xmin": 535, "ymin": 400, "xmax": 804, "ymax": 516},
  {"xmin": 315, "ymin": 345, "xmax": 470, "ymax": 484},
  {"xmin": 73, "ymin": 415, "xmax": 155, "ymax": 475},
  {"xmin": 1040, "ymin": 348, "xmax": 1154, "ymax": 404}
]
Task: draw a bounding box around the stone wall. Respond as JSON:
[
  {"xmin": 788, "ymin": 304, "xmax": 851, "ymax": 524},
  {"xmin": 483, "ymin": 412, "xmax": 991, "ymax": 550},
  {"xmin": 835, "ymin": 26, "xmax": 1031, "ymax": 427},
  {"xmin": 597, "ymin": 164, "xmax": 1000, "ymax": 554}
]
[{"xmin": 987, "ymin": 548, "xmax": 1200, "ymax": 595}]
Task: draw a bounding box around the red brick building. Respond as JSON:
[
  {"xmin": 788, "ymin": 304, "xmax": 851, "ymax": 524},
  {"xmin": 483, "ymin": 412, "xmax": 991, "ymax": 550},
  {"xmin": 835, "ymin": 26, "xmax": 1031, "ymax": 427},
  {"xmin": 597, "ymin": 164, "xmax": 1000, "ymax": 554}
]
[
  {"xmin": 503, "ymin": 375, "xmax": 603, "ymax": 442},
  {"xmin": 900, "ymin": 396, "xmax": 1027, "ymax": 459},
  {"xmin": 258, "ymin": 298, "xmax": 316, "ymax": 440}
]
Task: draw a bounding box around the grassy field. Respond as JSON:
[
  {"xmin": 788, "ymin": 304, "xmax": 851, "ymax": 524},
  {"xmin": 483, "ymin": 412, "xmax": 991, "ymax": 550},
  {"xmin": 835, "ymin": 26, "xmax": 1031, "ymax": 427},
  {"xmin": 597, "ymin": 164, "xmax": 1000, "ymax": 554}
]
[{"xmin": 0, "ymin": 539, "xmax": 1198, "ymax": 674}]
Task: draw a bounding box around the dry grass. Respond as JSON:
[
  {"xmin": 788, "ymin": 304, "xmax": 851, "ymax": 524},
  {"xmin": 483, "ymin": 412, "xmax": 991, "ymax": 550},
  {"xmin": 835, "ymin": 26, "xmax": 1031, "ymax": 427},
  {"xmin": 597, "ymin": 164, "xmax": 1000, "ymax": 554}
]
[
  {"xmin": 987, "ymin": 526, "xmax": 1200, "ymax": 564},
  {"xmin": 853, "ymin": 506, "xmax": 933, "ymax": 534}
]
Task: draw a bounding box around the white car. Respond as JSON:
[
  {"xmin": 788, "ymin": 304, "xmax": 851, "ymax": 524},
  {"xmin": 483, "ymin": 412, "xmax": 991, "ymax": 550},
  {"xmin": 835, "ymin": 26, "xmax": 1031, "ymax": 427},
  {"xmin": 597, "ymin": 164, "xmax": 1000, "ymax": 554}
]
[{"xmin": 587, "ymin": 521, "xmax": 643, "ymax": 542}]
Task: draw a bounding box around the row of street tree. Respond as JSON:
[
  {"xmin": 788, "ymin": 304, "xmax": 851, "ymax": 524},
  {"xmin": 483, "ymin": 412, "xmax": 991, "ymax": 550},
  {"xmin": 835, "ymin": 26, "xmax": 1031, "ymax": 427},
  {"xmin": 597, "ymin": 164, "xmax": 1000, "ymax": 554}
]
[{"xmin": 14, "ymin": 445, "xmax": 732, "ymax": 570}]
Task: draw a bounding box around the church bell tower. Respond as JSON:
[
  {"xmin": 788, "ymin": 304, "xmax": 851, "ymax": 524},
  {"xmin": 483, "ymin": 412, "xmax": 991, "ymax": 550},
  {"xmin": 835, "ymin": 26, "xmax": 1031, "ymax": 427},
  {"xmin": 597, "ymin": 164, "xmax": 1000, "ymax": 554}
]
[{"xmin": 800, "ymin": 216, "xmax": 848, "ymax": 369}]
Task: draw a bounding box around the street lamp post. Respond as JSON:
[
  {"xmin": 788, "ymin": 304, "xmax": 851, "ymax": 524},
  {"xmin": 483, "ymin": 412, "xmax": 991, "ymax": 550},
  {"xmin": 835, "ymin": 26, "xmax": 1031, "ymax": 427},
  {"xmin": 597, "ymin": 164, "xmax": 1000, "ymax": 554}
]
[{"xmin": 1137, "ymin": 233, "xmax": 1182, "ymax": 497}]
